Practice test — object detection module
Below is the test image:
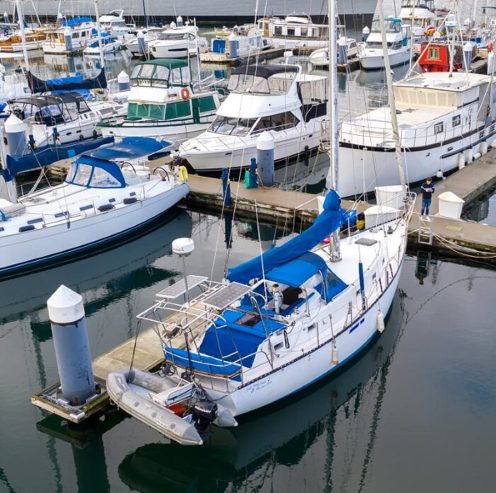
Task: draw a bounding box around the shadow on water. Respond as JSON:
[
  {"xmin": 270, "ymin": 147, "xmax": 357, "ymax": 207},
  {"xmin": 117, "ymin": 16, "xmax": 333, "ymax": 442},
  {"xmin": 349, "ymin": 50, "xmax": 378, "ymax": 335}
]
[
  {"xmin": 0, "ymin": 209, "xmax": 193, "ymax": 325},
  {"xmin": 114, "ymin": 292, "xmax": 406, "ymax": 493}
]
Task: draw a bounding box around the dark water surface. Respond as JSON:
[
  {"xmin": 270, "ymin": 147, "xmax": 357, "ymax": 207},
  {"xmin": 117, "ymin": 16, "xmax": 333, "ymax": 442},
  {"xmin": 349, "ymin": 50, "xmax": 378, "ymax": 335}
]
[{"xmin": 0, "ymin": 208, "xmax": 495, "ymax": 493}]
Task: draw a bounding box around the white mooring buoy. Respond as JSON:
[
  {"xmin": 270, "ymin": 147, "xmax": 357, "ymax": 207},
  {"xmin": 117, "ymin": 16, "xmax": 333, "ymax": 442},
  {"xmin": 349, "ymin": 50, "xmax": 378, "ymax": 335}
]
[{"xmin": 47, "ymin": 285, "xmax": 95, "ymax": 406}]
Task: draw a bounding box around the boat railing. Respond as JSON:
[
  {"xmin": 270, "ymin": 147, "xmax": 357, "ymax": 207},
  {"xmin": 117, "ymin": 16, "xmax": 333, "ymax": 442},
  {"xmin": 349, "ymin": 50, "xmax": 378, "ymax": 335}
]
[{"xmin": 340, "ymin": 115, "xmax": 466, "ymax": 149}]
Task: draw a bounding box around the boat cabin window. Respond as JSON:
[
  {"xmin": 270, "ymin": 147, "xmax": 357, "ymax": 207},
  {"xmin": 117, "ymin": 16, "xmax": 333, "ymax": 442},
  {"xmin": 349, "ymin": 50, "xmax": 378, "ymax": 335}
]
[
  {"xmin": 390, "ymin": 41, "xmax": 403, "ymax": 50},
  {"xmin": 157, "ymin": 32, "xmax": 191, "ymax": 41},
  {"xmin": 434, "ymin": 122, "xmax": 444, "ymax": 134},
  {"xmin": 252, "ymin": 112, "xmax": 299, "ymax": 133},
  {"xmin": 228, "ymin": 72, "xmax": 296, "ymax": 95},
  {"xmin": 274, "ymin": 26, "xmax": 282, "ymax": 35},
  {"xmin": 208, "ymin": 116, "xmax": 256, "ymax": 136},
  {"xmin": 452, "ymin": 114, "xmax": 461, "ymax": 127}
]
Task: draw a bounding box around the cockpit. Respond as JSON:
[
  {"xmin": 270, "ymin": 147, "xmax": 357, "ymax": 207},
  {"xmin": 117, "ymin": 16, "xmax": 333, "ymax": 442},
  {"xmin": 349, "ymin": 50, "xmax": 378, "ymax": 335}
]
[{"xmin": 65, "ymin": 157, "xmax": 125, "ymax": 189}]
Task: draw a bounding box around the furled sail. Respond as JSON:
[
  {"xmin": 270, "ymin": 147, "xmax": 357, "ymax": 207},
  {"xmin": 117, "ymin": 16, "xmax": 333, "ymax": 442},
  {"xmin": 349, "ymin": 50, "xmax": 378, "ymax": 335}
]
[{"xmin": 227, "ymin": 190, "xmax": 343, "ymax": 285}]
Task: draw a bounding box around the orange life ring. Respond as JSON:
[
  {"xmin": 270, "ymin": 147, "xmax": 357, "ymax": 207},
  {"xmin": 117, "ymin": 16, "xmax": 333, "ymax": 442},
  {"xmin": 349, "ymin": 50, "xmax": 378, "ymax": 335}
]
[
  {"xmin": 180, "ymin": 87, "xmax": 190, "ymax": 100},
  {"xmin": 425, "ymin": 26, "xmax": 435, "ymax": 36}
]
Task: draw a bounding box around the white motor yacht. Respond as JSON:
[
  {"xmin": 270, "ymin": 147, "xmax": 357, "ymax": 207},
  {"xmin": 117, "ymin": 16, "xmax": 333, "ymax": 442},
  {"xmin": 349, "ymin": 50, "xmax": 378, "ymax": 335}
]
[
  {"xmin": 178, "ymin": 64, "xmax": 328, "ymax": 174},
  {"xmin": 358, "ymin": 17, "xmax": 411, "ymax": 70},
  {"xmin": 149, "ymin": 24, "xmax": 207, "ymax": 59}
]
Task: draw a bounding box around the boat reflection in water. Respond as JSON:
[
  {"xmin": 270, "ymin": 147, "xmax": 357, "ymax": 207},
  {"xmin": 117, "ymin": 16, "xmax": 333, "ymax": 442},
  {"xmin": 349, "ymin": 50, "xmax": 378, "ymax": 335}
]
[
  {"xmin": 0, "ymin": 209, "xmax": 192, "ymax": 325},
  {"xmin": 118, "ymin": 291, "xmax": 405, "ymax": 492}
]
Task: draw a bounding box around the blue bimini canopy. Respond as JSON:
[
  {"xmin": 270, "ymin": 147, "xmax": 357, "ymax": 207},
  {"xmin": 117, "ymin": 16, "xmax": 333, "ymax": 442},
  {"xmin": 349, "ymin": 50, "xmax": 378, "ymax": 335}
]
[
  {"xmin": 228, "ymin": 190, "xmax": 343, "ymax": 285},
  {"xmin": 67, "ymin": 155, "xmax": 126, "ymax": 188},
  {"xmin": 85, "ymin": 137, "xmax": 170, "ymax": 161},
  {"xmin": 267, "ymin": 252, "xmax": 329, "ymax": 288}
]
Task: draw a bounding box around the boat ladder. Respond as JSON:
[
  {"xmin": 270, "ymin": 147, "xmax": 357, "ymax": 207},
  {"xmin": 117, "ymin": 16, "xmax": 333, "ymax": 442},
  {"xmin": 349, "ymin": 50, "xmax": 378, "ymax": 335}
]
[{"xmin": 418, "ymin": 218, "xmax": 433, "ymax": 246}]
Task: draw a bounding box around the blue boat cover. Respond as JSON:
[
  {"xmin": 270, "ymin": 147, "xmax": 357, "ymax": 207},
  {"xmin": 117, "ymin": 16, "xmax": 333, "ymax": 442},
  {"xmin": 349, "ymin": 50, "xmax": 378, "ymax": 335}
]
[
  {"xmin": 84, "ymin": 137, "xmax": 170, "ymax": 161},
  {"xmin": 266, "ymin": 251, "xmax": 329, "ymax": 288},
  {"xmin": 228, "ymin": 190, "xmax": 343, "ymax": 285},
  {"xmin": 72, "ymin": 155, "xmax": 126, "ymax": 187},
  {"xmin": 26, "ymin": 69, "xmax": 107, "ymax": 94},
  {"xmin": 3, "ymin": 136, "xmax": 114, "ymax": 181},
  {"xmin": 62, "ymin": 16, "xmax": 93, "ymax": 27}
]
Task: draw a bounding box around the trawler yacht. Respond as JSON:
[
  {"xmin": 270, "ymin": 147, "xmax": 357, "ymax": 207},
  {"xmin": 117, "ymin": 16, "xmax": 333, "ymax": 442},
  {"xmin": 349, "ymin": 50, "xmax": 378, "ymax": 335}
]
[
  {"xmin": 338, "ymin": 72, "xmax": 496, "ymax": 197},
  {"xmin": 98, "ymin": 59, "xmax": 222, "ymax": 142},
  {"xmin": 178, "ymin": 64, "xmax": 327, "ymax": 174}
]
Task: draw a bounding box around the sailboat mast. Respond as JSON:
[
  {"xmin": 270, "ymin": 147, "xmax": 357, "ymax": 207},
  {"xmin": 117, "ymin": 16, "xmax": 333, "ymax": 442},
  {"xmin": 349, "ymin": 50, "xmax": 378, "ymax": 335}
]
[
  {"xmin": 377, "ymin": 0, "xmax": 407, "ymax": 190},
  {"xmin": 327, "ymin": 0, "xmax": 341, "ymax": 261},
  {"xmin": 93, "ymin": 0, "xmax": 105, "ymax": 70},
  {"xmin": 15, "ymin": 0, "xmax": 30, "ymax": 72}
]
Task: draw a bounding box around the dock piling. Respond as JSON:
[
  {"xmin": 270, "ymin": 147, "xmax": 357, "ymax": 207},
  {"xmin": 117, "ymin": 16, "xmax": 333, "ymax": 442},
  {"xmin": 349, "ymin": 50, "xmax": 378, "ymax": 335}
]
[{"xmin": 47, "ymin": 285, "xmax": 96, "ymax": 406}]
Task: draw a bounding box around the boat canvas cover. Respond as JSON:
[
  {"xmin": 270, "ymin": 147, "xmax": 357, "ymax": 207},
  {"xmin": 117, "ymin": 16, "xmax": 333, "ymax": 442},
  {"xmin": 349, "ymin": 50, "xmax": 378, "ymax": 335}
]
[
  {"xmin": 26, "ymin": 69, "xmax": 107, "ymax": 94},
  {"xmin": 267, "ymin": 252, "xmax": 328, "ymax": 287},
  {"xmin": 84, "ymin": 137, "xmax": 170, "ymax": 161},
  {"xmin": 228, "ymin": 190, "xmax": 343, "ymax": 285},
  {"xmin": 3, "ymin": 136, "xmax": 114, "ymax": 181}
]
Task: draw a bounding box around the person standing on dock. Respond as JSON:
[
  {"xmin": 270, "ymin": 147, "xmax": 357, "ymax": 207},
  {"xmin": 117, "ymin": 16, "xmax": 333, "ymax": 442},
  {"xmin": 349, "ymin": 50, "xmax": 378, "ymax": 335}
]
[{"xmin": 421, "ymin": 177, "xmax": 435, "ymax": 219}]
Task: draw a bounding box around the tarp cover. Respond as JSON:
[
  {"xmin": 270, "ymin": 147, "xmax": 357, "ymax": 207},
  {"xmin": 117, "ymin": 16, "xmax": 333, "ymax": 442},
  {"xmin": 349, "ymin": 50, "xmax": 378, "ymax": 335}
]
[
  {"xmin": 84, "ymin": 137, "xmax": 170, "ymax": 161},
  {"xmin": 228, "ymin": 190, "xmax": 343, "ymax": 285},
  {"xmin": 3, "ymin": 136, "xmax": 114, "ymax": 181},
  {"xmin": 266, "ymin": 251, "xmax": 328, "ymax": 288},
  {"xmin": 26, "ymin": 69, "xmax": 107, "ymax": 94}
]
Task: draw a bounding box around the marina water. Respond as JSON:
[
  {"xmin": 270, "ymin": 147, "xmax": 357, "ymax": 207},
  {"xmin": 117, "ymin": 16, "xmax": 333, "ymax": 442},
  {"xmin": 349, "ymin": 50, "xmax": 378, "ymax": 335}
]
[{"xmin": 0, "ymin": 209, "xmax": 495, "ymax": 492}]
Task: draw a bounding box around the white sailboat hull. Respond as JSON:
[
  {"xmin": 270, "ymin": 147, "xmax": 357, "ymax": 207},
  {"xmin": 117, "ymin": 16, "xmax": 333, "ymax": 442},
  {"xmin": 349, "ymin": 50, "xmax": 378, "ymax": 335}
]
[
  {"xmin": 204, "ymin": 253, "xmax": 403, "ymax": 417},
  {"xmin": 0, "ymin": 183, "xmax": 188, "ymax": 275}
]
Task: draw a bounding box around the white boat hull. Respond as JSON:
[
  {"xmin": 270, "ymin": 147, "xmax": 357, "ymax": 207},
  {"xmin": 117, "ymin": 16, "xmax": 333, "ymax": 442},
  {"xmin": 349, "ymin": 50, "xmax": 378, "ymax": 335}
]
[
  {"xmin": 0, "ymin": 183, "xmax": 188, "ymax": 275},
  {"xmin": 181, "ymin": 124, "xmax": 324, "ymax": 173},
  {"xmin": 100, "ymin": 121, "xmax": 212, "ymax": 143},
  {"xmin": 338, "ymin": 129, "xmax": 496, "ymax": 197},
  {"xmin": 203, "ymin": 252, "xmax": 403, "ymax": 417},
  {"xmin": 359, "ymin": 47, "xmax": 410, "ymax": 70}
]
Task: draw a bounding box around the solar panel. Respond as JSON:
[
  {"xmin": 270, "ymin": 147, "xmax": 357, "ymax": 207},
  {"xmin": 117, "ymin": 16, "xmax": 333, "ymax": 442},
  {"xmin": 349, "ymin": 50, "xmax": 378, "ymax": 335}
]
[
  {"xmin": 203, "ymin": 282, "xmax": 252, "ymax": 310},
  {"xmin": 156, "ymin": 275, "xmax": 208, "ymax": 299}
]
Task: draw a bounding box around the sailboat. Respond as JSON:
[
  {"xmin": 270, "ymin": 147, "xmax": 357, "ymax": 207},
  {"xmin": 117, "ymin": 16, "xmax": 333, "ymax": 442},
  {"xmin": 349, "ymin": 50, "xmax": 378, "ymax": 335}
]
[{"xmin": 106, "ymin": 0, "xmax": 414, "ymax": 446}]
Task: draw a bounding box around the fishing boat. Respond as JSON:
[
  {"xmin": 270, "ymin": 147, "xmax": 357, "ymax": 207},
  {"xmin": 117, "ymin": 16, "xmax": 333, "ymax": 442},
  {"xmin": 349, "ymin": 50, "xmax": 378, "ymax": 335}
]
[
  {"xmin": 98, "ymin": 59, "xmax": 222, "ymax": 142},
  {"xmin": 0, "ymin": 136, "xmax": 189, "ymax": 276},
  {"xmin": 177, "ymin": 64, "xmax": 327, "ymax": 174},
  {"xmin": 42, "ymin": 16, "xmax": 96, "ymax": 55},
  {"xmin": 338, "ymin": 71, "xmax": 496, "ymax": 197},
  {"xmin": 148, "ymin": 24, "xmax": 207, "ymax": 59},
  {"xmin": 358, "ymin": 16, "xmax": 411, "ymax": 70},
  {"xmin": 106, "ymin": 0, "xmax": 413, "ymax": 446}
]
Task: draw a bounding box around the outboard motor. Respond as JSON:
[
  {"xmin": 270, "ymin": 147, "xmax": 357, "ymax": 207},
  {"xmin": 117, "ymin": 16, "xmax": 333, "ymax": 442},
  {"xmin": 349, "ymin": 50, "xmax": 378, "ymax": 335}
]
[{"xmin": 192, "ymin": 400, "xmax": 217, "ymax": 433}]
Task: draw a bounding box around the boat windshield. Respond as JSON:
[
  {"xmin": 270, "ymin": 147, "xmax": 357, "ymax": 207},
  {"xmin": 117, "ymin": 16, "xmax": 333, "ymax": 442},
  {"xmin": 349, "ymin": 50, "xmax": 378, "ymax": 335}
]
[
  {"xmin": 65, "ymin": 159, "xmax": 125, "ymax": 188},
  {"xmin": 372, "ymin": 18, "xmax": 401, "ymax": 33},
  {"xmin": 208, "ymin": 116, "xmax": 256, "ymax": 136},
  {"xmin": 157, "ymin": 32, "xmax": 191, "ymax": 40},
  {"xmin": 228, "ymin": 73, "xmax": 295, "ymax": 94}
]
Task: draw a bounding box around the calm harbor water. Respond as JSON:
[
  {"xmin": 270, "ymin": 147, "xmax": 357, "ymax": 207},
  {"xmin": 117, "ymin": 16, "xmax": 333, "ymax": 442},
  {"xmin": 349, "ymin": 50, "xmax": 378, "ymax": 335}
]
[
  {"xmin": 0, "ymin": 208, "xmax": 495, "ymax": 493},
  {"xmin": 0, "ymin": 32, "xmax": 495, "ymax": 492}
]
